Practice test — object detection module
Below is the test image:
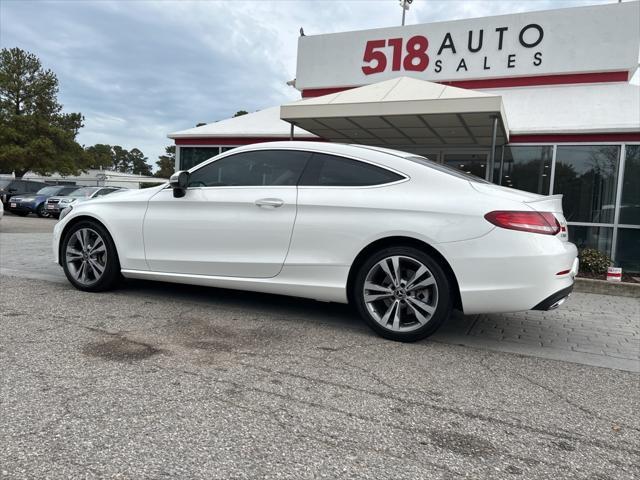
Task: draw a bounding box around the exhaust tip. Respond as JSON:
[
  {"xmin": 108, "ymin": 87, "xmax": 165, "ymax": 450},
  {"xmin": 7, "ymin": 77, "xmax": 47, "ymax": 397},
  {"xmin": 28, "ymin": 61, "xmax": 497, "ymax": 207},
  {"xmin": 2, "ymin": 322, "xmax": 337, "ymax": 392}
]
[{"xmin": 548, "ymin": 295, "xmax": 570, "ymax": 310}]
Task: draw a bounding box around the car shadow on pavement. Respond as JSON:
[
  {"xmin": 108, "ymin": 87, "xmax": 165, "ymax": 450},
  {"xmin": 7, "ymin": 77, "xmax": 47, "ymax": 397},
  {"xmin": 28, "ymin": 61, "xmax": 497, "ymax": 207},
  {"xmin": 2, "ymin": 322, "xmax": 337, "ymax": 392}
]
[{"xmin": 119, "ymin": 278, "xmax": 367, "ymax": 333}]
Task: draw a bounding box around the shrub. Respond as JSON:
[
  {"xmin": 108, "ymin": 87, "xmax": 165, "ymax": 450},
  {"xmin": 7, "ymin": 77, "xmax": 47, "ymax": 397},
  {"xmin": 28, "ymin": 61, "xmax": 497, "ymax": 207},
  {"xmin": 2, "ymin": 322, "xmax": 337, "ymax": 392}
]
[{"xmin": 578, "ymin": 248, "xmax": 612, "ymax": 274}]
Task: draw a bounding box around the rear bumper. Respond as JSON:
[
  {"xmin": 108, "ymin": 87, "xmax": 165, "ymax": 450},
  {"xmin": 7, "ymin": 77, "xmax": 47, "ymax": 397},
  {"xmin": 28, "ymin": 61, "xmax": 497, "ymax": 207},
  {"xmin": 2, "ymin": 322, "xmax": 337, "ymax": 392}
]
[
  {"xmin": 532, "ymin": 284, "xmax": 574, "ymax": 310},
  {"xmin": 437, "ymin": 227, "xmax": 578, "ymax": 314}
]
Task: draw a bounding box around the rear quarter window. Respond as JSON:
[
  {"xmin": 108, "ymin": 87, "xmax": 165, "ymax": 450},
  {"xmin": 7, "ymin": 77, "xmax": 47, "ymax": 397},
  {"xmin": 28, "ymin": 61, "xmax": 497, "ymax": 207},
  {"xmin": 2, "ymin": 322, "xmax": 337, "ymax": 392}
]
[{"xmin": 300, "ymin": 153, "xmax": 404, "ymax": 186}]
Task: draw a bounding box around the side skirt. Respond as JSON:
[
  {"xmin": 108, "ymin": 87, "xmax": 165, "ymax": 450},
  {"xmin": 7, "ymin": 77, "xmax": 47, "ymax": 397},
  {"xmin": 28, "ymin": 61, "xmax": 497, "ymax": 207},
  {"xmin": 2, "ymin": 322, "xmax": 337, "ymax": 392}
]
[{"xmin": 120, "ymin": 266, "xmax": 349, "ymax": 304}]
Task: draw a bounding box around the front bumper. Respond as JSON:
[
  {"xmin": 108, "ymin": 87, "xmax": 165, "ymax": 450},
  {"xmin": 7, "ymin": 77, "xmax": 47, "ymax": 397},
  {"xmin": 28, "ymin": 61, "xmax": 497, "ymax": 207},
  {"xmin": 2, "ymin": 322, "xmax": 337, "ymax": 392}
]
[
  {"xmin": 46, "ymin": 204, "xmax": 72, "ymax": 214},
  {"xmin": 8, "ymin": 202, "xmax": 36, "ymax": 213}
]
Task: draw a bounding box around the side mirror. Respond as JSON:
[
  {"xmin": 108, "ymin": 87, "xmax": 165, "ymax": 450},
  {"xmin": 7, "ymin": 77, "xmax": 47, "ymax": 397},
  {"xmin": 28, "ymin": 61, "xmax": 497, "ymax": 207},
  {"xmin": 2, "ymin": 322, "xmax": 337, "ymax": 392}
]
[{"xmin": 169, "ymin": 171, "xmax": 190, "ymax": 198}]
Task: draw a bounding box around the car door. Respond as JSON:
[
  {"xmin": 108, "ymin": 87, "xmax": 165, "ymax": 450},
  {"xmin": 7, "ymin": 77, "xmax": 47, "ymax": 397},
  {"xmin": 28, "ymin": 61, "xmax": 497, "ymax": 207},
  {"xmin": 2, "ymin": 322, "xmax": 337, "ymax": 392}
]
[
  {"xmin": 143, "ymin": 149, "xmax": 311, "ymax": 278},
  {"xmin": 286, "ymin": 153, "xmax": 407, "ymax": 268}
]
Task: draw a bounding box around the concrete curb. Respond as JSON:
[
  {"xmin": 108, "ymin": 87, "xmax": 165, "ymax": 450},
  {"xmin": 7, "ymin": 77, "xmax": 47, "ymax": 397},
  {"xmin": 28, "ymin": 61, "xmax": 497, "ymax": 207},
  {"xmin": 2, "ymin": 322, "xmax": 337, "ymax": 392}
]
[{"xmin": 574, "ymin": 277, "xmax": 640, "ymax": 298}]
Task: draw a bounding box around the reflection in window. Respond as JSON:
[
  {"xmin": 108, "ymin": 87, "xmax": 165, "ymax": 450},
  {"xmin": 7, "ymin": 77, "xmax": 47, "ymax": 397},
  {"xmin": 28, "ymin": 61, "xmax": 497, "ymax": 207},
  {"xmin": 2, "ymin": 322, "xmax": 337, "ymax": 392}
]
[
  {"xmin": 615, "ymin": 228, "xmax": 640, "ymax": 273},
  {"xmin": 568, "ymin": 225, "xmax": 613, "ymax": 257},
  {"xmin": 500, "ymin": 146, "xmax": 552, "ymax": 194},
  {"xmin": 620, "ymin": 145, "xmax": 640, "ymax": 225},
  {"xmin": 443, "ymin": 154, "xmax": 487, "ymax": 179},
  {"xmin": 553, "ymin": 146, "xmax": 620, "ymax": 223},
  {"xmin": 188, "ymin": 150, "xmax": 310, "ymax": 187},
  {"xmin": 180, "ymin": 147, "xmax": 220, "ymax": 170}
]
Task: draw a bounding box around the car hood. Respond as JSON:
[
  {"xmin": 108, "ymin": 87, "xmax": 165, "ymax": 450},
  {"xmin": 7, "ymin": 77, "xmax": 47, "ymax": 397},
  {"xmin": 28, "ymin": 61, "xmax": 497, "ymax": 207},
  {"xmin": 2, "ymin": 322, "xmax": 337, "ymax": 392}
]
[
  {"xmin": 48, "ymin": 196, "xmax": 77, "ymax": 201},
  {"xmin": 75, "ymin": 185, "xmax": 166, "ymax": 207}
]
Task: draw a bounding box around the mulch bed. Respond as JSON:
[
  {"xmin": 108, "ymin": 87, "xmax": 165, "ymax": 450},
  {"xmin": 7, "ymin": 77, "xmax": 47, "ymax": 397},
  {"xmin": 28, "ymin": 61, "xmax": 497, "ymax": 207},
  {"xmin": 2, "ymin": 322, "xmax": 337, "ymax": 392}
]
[{"xmin": 577, "ymin": 271, "xmax": 640, "ymax": 284}]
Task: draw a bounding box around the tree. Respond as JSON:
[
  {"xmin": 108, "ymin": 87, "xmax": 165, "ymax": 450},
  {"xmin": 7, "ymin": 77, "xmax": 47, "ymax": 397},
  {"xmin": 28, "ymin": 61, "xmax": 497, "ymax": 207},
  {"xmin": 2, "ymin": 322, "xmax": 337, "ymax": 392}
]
[
  {"xmin": 233, "ymin": 110, "xmax": 248, "ymax": 117},
  {"xmin": 0, "ymin": 47, "xmax": 88, "ymax": 177},
  {"xmin": 129, "ymin": 148, "xmax": 152, "ymax": 176},
  {"xmin": 85, "ymin": 144, "xmax": 113, "ymax": 170},
  {"xmin": 111, "ymin": 145, "xmax": 130, "ymax": 173},
  {"xmin": 155, "ymin": 145, "xmax": 175, "ymax": 178}
]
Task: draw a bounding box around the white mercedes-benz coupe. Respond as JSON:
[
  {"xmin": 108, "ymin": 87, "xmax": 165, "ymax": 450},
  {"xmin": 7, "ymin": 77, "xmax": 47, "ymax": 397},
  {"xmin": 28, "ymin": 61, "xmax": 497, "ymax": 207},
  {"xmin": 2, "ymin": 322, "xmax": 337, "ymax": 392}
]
[{"xmin": 53, "ymin": 142, "xmax": 578, "ymax": 342}]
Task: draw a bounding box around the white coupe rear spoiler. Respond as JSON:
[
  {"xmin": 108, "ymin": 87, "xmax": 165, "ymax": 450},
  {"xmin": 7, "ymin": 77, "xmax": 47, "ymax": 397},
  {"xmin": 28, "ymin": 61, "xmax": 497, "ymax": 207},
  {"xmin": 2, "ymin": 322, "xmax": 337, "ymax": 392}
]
[{"xmin": 524, "ymin": 194, "xmax": 564, "ymax": 213}]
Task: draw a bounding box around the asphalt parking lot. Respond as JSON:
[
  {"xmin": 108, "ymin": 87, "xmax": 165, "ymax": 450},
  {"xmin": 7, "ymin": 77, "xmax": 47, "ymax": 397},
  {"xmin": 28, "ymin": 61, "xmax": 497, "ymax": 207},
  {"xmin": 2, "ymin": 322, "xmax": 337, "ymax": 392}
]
[{"xmin": 1, "ymin": 214, "xmax": 639, "ymax": 479}]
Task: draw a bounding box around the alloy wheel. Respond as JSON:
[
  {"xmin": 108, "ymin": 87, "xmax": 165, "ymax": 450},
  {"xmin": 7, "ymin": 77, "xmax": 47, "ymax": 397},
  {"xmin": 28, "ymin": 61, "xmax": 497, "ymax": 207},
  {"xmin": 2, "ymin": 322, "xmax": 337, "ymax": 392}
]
[
  {"xmin": 65, "ymin": 228, "xmax": 108, "ymax": 286},
  {"xmin": 363, "ymin": 255, "xmax": 439, "ymax": 332}
]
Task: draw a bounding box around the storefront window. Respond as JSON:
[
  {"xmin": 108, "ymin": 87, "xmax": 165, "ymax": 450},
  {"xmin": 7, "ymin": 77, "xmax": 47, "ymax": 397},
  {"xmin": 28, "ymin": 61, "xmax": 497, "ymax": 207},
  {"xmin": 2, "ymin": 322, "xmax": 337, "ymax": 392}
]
[
  {"xmin": 500, "ymin": 146, "xmax": 552, "ymax": 194},
  {"xmin": 500, "ymin": 145, "xmax": 553, "ymax": 195},
  {"xmin": 180, "ymin": 147, "xmax": 220, "ymax": 170},
  {"xmin": 615, "ymin": 228, "xmax": 640, "ymax": 273},
  {"xmin": 568, "ymin": 225, "xmax": 613, "ymax": 256},
  {"xmin": 443, "ymin": 153, "xmax": 487, "ymax": 179},
  {"xmin": 619, "ymin": 145, "xmax": 640, "ymax": 225},
  {"xmin": 553, "ymin": 145, "xmax": 620, "ymax": 223}
]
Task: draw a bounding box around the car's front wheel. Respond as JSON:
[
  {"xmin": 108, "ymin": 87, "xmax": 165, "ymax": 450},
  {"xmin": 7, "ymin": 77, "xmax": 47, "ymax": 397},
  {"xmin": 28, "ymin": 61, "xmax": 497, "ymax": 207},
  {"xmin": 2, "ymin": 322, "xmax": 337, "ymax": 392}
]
[
  {"xmin": 36, "ymin": 203, "xmax": 50, "ymax": 218},
  {"xmin": 353, "ymin": 246, "xmax": 452, "ymax": 342},
  {"xmin": 61, "ymin": 220, "xmax": 121, "ymax": 291}
]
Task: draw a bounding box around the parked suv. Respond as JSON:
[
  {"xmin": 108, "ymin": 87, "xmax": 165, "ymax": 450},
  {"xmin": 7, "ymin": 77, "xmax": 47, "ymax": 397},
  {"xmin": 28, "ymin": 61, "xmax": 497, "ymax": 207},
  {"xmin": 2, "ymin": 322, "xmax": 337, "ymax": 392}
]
[
  {"xmin": 0, "ymin": 179, "xmax": 48, "ymax": 207},
  {"xmin": 7, "ymin": 185, "xmax": 80, "ymax": 217},
  {"xmin": 46, "ymin": 186, "xmax": 125, "ymax": 218}
]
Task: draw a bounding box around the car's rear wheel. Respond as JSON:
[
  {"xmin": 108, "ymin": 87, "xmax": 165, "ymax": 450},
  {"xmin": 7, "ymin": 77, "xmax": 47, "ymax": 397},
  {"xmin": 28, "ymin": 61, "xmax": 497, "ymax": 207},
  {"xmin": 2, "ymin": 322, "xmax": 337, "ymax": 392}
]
[
  {"xmin": 36, "ymin": 203, "xmax": 50, "ymax": 218},
  {"xmin": 61, "ymin": 220, "xmax": 120, "ymax": 292},
  {"xmin": 353, "ymin": 246, "xmax": 452, "ymax": 342}
]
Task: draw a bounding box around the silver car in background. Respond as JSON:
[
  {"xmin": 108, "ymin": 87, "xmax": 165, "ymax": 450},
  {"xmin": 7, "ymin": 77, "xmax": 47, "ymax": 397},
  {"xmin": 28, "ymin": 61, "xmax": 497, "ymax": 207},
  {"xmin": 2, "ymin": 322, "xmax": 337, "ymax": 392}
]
[{"xmin": 46, "ymin": 186, "xmax": 126, "ymax": 219}]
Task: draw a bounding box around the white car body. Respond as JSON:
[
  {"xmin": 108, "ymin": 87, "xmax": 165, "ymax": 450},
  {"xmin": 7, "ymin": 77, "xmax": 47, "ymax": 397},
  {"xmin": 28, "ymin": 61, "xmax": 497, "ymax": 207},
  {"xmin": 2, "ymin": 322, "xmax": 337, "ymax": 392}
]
[{"xmin": 53, "ymin": 142, "xmax": 578, "ymax": 314}]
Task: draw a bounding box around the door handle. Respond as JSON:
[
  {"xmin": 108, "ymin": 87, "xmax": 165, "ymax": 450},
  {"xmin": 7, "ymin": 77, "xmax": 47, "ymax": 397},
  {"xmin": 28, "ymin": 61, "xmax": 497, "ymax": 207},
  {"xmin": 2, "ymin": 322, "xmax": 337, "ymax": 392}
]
[{"xmin": 255, "ymin": 198, "xmax": 284, "ymax": 208}]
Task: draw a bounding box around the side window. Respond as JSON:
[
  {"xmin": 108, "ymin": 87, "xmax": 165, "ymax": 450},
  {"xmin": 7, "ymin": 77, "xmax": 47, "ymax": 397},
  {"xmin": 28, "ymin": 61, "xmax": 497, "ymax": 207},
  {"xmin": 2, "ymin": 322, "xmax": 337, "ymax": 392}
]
[
  {"xmin": 299, "ymin": 153, "xmax": 405, "ymax": 186},
  {"xmin": 188, "ymin": 150, "xmax": 311, "ymax": 187},
  {"xmin": 94, "ymin": 188, "xmax": 113, "ymax": 197}
]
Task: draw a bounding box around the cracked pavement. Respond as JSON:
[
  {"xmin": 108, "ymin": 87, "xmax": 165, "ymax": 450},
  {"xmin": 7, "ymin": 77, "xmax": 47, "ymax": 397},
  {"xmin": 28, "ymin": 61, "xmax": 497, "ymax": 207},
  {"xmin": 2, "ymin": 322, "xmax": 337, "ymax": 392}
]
[{"xmin": 1, "ymin": 215, "xmax": 639, "ymax": 479}]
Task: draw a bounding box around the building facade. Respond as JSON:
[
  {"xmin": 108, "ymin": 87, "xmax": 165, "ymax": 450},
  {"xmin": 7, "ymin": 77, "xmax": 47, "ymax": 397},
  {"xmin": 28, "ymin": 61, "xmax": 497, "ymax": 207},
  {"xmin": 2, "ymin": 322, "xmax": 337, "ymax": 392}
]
[{"xmin": 169, "ymin": 1, "xmax": 640, "ymax": 271}]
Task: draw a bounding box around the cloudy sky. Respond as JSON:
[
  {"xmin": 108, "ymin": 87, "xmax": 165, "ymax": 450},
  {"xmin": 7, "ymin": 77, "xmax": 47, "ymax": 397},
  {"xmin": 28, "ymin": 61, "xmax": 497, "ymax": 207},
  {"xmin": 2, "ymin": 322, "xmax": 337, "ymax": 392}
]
[{"xmin": 0, "ymin": 0, "xmax": 632, "ymax": 166}]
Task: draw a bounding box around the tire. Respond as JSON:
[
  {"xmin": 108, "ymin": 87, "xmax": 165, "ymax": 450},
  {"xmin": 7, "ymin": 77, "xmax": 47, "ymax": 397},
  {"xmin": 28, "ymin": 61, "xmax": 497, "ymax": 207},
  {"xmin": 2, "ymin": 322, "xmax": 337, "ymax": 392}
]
[
  {"xmin": 61, "ymin": 220, "xmax": 121, "ymax": 292},
  {"xmin": 353, "ymin": 246, "xmax": 452, "ymax": 342},
  {"xmin": 36, "ymin": 203, "xmax": 50, "ymax": 218}
]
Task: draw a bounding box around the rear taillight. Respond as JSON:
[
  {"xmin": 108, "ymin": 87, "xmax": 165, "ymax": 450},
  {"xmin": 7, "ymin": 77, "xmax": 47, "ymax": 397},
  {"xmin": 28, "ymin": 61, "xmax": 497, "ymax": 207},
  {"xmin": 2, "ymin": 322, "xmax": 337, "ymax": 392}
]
[{"xmin": 484, "ymin": 211, "xmax": 561, "ymax": 235}]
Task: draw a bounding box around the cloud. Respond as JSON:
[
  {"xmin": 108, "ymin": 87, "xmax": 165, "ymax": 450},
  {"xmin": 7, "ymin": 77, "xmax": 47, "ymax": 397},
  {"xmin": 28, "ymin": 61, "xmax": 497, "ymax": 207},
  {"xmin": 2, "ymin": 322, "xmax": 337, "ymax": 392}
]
[{"xmin": 0, "ymin": 0, "xmax": 629, "ymax": 167}]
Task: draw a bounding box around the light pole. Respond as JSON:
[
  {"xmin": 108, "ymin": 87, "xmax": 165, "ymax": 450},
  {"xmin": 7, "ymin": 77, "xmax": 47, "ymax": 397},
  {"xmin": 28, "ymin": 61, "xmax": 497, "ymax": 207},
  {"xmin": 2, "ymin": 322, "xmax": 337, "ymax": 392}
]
[{"xmin": 400, "ymin": 0, "xmax": 413, "ymax": 26}]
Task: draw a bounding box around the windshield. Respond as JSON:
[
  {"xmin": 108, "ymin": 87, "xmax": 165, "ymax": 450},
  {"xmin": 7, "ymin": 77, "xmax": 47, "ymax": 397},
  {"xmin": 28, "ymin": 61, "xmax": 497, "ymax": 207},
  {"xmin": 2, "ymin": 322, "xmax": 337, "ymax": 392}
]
[
  {"xmin": 0, "ymin": 180, "xmax": 11, "ymax": 189},
  {"xmin": 407, "ymin": 156, "xmax": 491, "ymax": 184},
  {"xmin": 37, "ymin": 186, "xmax": 62, "ymax": 196},
  {"xmin": 69, "ymin": 187, "xmax": 99, "ymax": 198}
]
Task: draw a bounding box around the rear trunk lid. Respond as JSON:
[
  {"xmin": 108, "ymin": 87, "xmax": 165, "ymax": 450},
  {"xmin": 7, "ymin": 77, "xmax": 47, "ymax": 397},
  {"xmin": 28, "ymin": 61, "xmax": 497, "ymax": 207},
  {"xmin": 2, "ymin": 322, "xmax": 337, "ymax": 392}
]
[{"xmin": 470, "ymin": 183, "xmax": 569, "ymax": 241}]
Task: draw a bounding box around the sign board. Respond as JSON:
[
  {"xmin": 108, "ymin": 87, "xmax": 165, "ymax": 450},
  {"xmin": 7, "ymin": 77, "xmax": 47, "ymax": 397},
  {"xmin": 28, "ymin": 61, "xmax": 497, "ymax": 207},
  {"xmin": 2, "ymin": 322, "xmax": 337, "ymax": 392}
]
[{"xmin": 295, "ymin": 2, "xmax": 640, "ymax": 91}]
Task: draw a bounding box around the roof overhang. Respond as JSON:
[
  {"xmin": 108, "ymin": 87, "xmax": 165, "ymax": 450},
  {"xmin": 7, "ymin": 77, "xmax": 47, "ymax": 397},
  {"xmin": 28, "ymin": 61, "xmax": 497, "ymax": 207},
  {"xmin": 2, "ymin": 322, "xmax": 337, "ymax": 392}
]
[{"xmin": 281, "ymin": 77, "xmax": 508, "ymax": 147}]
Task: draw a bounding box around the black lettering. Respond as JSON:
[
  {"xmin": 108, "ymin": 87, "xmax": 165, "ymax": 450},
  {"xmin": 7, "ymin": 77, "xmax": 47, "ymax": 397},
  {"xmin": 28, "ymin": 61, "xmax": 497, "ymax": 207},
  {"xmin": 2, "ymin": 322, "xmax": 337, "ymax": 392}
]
[
  {"xmin": 533, "ymin": 52, "xmax": 542, "ymax": 66},
  {"xmin": 519, "ymin": 24, "xmax": 544, "ymax": 48},
  {"xmin": 483, "ymin": 56, "xmax": 490, "ymax": 70},
  {"xmin": 434, "ymin": 59, "xmax": 442, "ymax": 73},
  {"xmin": 507, "ymin": 54, "xmax": 516, "ymax": 68},
  {"xmin": 495, "ymin": 26, "xmax": 508, "ymax": 50},
  {"xmin": 438, "ymin": 33, "xmax": 456, "ymax": 55},
  {"xmin": 468, "ymin": 29, "xmax": 484, "ymax": 53},
  {"xmin": 456, "ymin": 58, "xmax": 468, "ymax": 72}
]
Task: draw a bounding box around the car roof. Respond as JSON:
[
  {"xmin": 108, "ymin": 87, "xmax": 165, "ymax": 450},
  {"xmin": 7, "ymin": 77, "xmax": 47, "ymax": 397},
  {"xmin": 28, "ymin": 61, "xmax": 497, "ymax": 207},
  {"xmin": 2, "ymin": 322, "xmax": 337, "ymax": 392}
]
[{"xmin": 229, "ymin": 141, "xmax": 413, "ymax": 158}]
